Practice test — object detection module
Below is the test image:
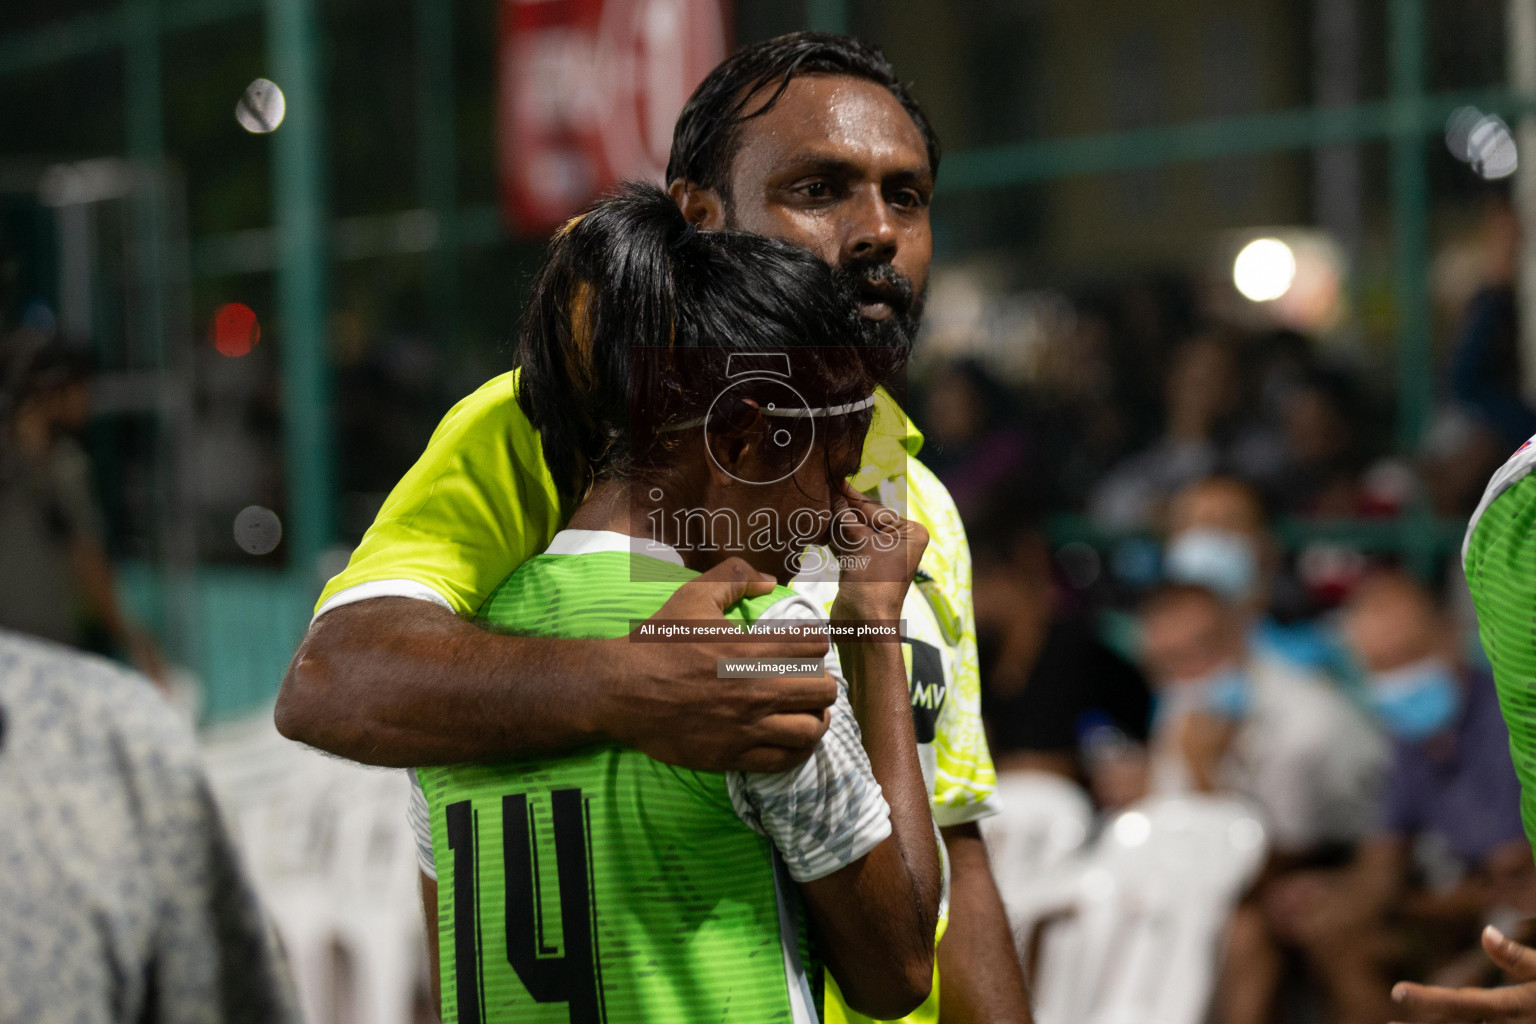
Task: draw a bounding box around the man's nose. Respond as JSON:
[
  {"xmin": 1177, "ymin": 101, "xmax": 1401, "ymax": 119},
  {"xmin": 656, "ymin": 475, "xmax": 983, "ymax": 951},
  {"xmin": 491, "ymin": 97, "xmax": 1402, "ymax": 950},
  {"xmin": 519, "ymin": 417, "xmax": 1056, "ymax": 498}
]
[{"xmin": 840, "ymin": 186, "xmax": 898, "ymax": 264}]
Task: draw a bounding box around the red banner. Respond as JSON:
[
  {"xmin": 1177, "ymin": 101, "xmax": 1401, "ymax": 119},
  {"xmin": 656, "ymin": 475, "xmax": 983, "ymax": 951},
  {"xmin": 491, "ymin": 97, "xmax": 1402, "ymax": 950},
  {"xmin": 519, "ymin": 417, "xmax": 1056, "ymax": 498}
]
[{"xmin": 498, "ymin": 0, "xmax": 730, "ymax": 234}]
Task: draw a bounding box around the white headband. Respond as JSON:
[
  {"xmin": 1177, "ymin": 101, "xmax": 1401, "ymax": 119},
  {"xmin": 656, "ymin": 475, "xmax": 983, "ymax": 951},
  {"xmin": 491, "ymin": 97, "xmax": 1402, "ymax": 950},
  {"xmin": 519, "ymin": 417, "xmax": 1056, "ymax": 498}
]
[{"xmin": 659, "ymin": 394, "xmax": 877, "ymax": 432}]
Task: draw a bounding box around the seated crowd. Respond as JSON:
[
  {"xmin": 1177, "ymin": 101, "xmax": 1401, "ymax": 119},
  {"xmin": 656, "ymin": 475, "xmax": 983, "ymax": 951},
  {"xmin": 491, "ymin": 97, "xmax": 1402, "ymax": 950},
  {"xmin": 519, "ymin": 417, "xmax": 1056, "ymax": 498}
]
[{"xmin": 969, "ymin": 467, "xmax": 1530, "ymax": 1022}]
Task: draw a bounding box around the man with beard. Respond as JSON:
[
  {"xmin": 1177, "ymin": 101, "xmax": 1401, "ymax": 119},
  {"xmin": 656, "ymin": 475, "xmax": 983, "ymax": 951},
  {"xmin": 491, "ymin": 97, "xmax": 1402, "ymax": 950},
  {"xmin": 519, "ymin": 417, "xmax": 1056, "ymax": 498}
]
[{"xmin": 276, "ymin": 32, "xmax": 1028, "ymax": 1024}]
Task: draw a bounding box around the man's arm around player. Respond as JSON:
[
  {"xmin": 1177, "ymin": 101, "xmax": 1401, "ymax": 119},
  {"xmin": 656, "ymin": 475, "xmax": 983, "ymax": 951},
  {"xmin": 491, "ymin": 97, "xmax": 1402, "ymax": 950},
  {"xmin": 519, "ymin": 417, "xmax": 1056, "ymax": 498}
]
[{"xmin": 278, "ymin": 568, "xmax": 838, "ymax": 773}]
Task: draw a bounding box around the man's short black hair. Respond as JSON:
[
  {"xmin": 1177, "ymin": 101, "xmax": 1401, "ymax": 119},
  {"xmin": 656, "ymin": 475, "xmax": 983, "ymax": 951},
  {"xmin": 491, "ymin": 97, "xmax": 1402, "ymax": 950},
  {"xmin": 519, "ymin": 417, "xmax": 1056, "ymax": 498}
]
[{"xmin": 666, "ymin": 32, "xmax": 940, "ymax": 199}]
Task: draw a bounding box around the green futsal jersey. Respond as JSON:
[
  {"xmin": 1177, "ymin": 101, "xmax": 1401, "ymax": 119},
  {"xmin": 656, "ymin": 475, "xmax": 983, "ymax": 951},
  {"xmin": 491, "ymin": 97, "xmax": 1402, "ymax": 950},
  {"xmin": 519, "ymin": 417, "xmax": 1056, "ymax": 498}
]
[
  {"xmin": 1465, "ymin": 434, "xmax": 1536, "ymax": 850},
  {"xmin": 418, "ymin": 529, "xmax": 893, "ymax": 1024}
]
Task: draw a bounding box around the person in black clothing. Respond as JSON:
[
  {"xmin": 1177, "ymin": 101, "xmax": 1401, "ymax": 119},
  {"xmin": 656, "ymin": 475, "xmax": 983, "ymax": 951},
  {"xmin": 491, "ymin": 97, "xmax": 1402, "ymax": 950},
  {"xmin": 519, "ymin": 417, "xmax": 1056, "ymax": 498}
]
[{"xmin": 971, "ymin": 504, "xmax": 1152, "ymax": 807}]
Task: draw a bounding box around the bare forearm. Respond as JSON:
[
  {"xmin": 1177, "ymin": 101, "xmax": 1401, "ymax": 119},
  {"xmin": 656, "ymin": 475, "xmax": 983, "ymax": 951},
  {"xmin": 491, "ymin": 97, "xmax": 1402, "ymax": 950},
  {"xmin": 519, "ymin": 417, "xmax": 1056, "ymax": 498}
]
[
  {"xmin": 276, "ymin": 598, "xmax": 611, "ymax": 766},
  {"xmin": 836, "ymin": 633, "xmax": 941, "ymax": 907},
  {"xmin": 276, "ymin": 583, "xmax": 838, "ymax": 773},
  {"xmin": 1351, "ymin": 837, "xmax": 1408, "ymax": 918},
  {"xmin": 939, "ymin": 824, "xmax": 1033, "ymax": 1024},
  {"xmin": 802, "ymin": 633, "xmax": 939, "ymax": 1016}
]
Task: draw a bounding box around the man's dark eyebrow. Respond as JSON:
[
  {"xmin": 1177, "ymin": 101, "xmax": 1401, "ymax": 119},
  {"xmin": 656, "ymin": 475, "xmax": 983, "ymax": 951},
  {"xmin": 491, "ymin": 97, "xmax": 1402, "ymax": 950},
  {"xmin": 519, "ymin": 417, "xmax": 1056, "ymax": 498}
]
[
  {"xmin": 885, "ymin": 167, "xmax": 935, "ymax": 192},
  {"xmin": 776, "ymin": 156, "xmax": 860, "ymax": 180},
  {"xmin": 776, "ymin": 155, "xmax": 933, "ymax": 188}
]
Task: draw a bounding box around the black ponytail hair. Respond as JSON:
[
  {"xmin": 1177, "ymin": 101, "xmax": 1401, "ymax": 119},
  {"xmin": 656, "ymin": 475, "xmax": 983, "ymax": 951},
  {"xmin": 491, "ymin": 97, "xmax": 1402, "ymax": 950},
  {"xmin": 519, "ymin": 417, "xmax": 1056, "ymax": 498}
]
[{"xmin": 515, "ymin": 182, "xmax": 908, "ymax": 505}]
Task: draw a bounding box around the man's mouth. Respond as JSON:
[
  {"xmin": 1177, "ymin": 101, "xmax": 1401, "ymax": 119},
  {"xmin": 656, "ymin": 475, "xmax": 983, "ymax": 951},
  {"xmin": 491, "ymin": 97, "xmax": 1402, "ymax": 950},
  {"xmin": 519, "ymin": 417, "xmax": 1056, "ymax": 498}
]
[
  {"xmin": 857, "ymin": 298, "xmax": 893, "ymax": 321},
  {"xmin": 855, "ymin": 282, "xmax": 902, "ymax": 321}
]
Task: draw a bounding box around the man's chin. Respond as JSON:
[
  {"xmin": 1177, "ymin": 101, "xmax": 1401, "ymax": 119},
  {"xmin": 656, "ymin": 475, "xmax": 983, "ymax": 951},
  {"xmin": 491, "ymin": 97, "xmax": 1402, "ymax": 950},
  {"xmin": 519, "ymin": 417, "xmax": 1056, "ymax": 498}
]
[{"xmin": 855, "ymin": 306, "xmax": 921, "ymax": 350}]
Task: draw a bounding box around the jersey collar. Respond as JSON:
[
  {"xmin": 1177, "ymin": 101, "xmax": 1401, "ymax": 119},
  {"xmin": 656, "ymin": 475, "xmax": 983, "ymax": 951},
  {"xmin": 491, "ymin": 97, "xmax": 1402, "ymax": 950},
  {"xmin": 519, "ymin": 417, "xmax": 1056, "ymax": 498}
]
[
  {"xmin": 849, "ymin": 387, "xmax": 923, "ymax": 493},
  {"xmin": 545, "ymin": 529, "xmax": 686, "ymax": 566}
]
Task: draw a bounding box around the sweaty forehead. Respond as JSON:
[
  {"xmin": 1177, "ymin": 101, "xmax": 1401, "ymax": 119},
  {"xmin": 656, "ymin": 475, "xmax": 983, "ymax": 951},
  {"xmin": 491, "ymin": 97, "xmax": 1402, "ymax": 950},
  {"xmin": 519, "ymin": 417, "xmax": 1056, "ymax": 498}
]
[{"xmin": 728, "ymin": 74, "xmax": 930, "ymax": 184}]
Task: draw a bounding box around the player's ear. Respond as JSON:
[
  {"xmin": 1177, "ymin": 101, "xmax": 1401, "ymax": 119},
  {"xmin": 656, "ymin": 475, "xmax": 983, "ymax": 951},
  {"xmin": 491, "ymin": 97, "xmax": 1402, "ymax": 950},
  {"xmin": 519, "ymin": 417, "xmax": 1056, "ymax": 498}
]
[
  {"xmin": 704, "ymin": 400, "xmax": 766, "ymax": 484},
  {"xmin": 669, "ymin": 179, "xmax": 726, "ymax": 231}
]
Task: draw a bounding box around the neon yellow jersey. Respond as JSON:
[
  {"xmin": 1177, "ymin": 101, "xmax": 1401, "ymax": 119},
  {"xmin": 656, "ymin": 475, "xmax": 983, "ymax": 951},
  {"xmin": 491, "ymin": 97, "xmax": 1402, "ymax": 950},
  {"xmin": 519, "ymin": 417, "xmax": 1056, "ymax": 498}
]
[
  {"xmin": 803, "ymin": 398, "xmax": 996, "ymax": 1024},
  {"xmin": 319, "ymin": 372, "xmax": 999, "ymax": 1024},
  {"xmin": 317, "ymin": 371, "xmax": 563, "ymax": 618}
]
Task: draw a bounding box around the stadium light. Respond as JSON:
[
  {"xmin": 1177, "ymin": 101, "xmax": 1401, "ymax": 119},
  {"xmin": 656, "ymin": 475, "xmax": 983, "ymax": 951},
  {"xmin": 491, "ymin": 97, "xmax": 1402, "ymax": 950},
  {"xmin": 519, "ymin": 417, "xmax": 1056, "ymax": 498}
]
[{"xmin": 1233, "ymin": 237, "xmax": 1297, "ymax": 302}]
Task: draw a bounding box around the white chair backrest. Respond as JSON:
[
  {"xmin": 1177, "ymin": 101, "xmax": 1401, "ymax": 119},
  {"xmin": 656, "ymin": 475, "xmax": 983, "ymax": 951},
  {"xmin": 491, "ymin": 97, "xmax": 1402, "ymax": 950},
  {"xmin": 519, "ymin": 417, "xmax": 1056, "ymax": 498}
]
[
  {"xmin": 1031, "ymin": 795, "xmax": 1268, "ymax": 1024},
  {"xmin": 981, "ymin": 770, "xmax": 1095, "ymax": 905},
  {"xmin": 200, "ymin": 713, "xmax": 425, "ymax": 1024}
]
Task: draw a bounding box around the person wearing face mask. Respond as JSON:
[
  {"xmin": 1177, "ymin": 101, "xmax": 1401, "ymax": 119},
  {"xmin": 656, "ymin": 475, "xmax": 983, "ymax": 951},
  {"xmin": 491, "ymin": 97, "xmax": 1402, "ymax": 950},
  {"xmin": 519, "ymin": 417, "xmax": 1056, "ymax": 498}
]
[
  {"xmin": 1138, "ymin": 583, "xmax": 1389, "ymax": 1024},
  {"xmin": 1138, "ymin": 583, "xmax": 1384, "ymax": 848},
  {"xmin": 1163, "ymin": 475, "xmax": 1349, "ymax": 683},
  {"xmin": 1383, "ymin": 427, "xmax": 1536, "ymax": 1024},
  {"xmin": 1232, "ymin": 572, "xmax": 1531, "ymax": 1024}
]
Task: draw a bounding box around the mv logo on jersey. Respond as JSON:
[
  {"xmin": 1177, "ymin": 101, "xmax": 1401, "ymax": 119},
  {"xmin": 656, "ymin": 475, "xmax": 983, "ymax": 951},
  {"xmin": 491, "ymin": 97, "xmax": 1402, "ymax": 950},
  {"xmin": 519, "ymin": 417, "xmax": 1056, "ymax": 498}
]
[{"xmin": 903, "ymin": 638, "xmax": 947, "ymax": 744}]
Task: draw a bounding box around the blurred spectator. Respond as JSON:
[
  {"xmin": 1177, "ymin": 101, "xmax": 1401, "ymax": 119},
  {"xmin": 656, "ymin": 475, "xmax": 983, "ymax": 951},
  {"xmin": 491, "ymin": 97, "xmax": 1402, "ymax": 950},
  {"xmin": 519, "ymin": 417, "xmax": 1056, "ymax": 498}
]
[
  {"xmin": 1090, "ymin": 332, "xmax": 1258, "ymax": 530},
  {"xmin": 1138, "ymin": 583, "xmax": 1385, "ymax": 856},
  {"xmin": 1448, "ymin": 198, "xmax": 1536, "ymax": 452},
  {"xmin": 1163, "ymin": 475, "xmax": 1345, "ymax": 679},
  {"xmin": 1272, "ymin": 366, "xmax": 1374, "ymax": 518},
  {"xmin": 1419, "ymin": 199, "xmax": 1530, "ymax": 519},
  {"xmin": 1224, "ymin": 572, "xmax": 1531, "ymax": 1024},
  {"xmin": 1248, "ymin": 329, "xmax": 1315, "ymax": 427},
  {"xmin": 1027, "ymin": 292, "xmax": 1140, "ymax": 509},
  {"xmin": 0, "ymin": 628, "xmax": 299, "ymax": 1022},
  {"xmin": 972, "ymin": 509, "xmax": 1153, "ymax": 809},
  {"xmin": 920, "ymin": 359, "xmax": 1033, "ymax": 522},
  {"xmin": 1164, "ymin": 475, "xmax": 1280, "ymax": 617},
  {"xmin": 0, "ymin": 337, "xmax": 163, "ymax": 681},
  {"xmin": 1421, "ymin": 406, "xmax": 1504, "ymax": 519}
]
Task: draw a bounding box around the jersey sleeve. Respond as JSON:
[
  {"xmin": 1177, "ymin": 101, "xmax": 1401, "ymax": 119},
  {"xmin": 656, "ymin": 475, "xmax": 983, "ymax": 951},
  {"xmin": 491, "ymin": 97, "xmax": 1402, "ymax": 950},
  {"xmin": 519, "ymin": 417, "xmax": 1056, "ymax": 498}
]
[
  {"xmin": 314, "ymin": 371, "xmax": 564, "ymax": 619},
  {"xmin": 727, "ymin": 594, "xmax": 893, "ymax": 883},
  {"xmin": 407, "ymin": 769, "xmax": 437, "ymax": 880},
  {"xmin": 905, "ymin": 459, "xmax": 1001, "ymax": 827}
]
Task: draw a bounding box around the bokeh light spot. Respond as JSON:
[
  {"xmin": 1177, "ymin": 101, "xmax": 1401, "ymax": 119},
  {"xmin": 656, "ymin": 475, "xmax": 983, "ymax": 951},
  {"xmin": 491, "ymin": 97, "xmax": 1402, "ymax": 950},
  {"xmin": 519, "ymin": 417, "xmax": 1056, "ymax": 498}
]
[
  {"xmin": 1113, "ymin": 811, "xmax": 1152, "ymax": 848},
  {"xmin": 236, "ymin": 78, "xmax": 286, "ymax": 133},
  {"xmin": 1468, "ymin": 114, "xmax": 1518, "ymax": 179},
  {"xmin": 234, "ymin": 506, "xmax": 282, "ymax": 555},
  {"xmin": 1445, "ymin": 105, "xmax": 1483, "ymax": 162},
  {"xmin": 1056, "ymin": 541, "xmax": 1102, "ymax": 590},
  {"xmin": 1446, "ymin": 106, "xmax": 1519, "ymax": 180},
  {"xmin": 212, "ymin": 302, "xmax": 260, "ymax": 358},
  {"xmin": 1233, "ymin": 238, "xmax": 1297, "ymax": 302}
]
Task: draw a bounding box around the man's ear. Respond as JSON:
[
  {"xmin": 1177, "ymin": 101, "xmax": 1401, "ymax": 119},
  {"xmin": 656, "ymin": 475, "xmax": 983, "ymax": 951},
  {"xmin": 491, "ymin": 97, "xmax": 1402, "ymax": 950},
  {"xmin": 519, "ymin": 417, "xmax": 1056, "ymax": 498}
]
[{"xmin": 669, "ymin": 179, "xmax": 726, "ymax": 230}]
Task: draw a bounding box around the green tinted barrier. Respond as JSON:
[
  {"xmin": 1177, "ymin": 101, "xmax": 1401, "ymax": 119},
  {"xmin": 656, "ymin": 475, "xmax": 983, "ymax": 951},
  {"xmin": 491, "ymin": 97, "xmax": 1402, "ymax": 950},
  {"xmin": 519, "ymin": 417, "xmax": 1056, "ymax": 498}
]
[{"xmin": 117, "ymin": 562, "xmax": 316, "ymax": 723}]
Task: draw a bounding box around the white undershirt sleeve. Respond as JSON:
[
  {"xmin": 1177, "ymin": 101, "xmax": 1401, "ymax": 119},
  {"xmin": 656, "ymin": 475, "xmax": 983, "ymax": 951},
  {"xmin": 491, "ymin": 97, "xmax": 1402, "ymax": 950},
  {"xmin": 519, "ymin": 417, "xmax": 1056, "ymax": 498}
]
[
  {"xmin": 407, "ymin": 769, "xmax": 437, "ymax": 880},
  {"xmin": 313, "ymin": 579, "xmax": 455, "ymax": 622},
  {"xmin": 727, "ymin": 594, "xmax": 893, "ymax": 883}
]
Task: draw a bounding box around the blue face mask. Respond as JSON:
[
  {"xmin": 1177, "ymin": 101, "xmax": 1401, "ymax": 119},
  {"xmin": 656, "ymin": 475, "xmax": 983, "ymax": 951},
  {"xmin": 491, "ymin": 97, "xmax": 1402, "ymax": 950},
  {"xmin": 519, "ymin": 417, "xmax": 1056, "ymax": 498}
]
[
  {"xmin": 1368, "ymin": 657, "xmax": 1461, "ymax": 741},
  {"xmin": 1180, "ymin": 666, "xmax": 1253, "ymax": 721},
  {"xmin": 1164, "ymin": 528, "xmax": 1258, "ymax": 603}
]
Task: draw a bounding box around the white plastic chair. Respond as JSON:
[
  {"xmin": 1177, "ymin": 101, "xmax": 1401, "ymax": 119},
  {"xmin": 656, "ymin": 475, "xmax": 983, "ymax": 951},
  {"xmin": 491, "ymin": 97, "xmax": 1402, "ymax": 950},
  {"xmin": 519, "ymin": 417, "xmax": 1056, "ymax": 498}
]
[
  {"xmin": 201, "ymin": 714, "xmax": 427, "ymax": 1024},
  {"xmin": 981, "ymin": 771, "xmax": 1095, "ymax": 894},
  {"xmin": 1030, "ymin": 795, "xmax": 1269, "ymax": 1024},
  {"xmin": 980, "ymin": 770, "xmax": 1096, "ymax": 949},
  {"xmin": 322, "ymin": 769, "xmax": 425, "ymax": 1024}
]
